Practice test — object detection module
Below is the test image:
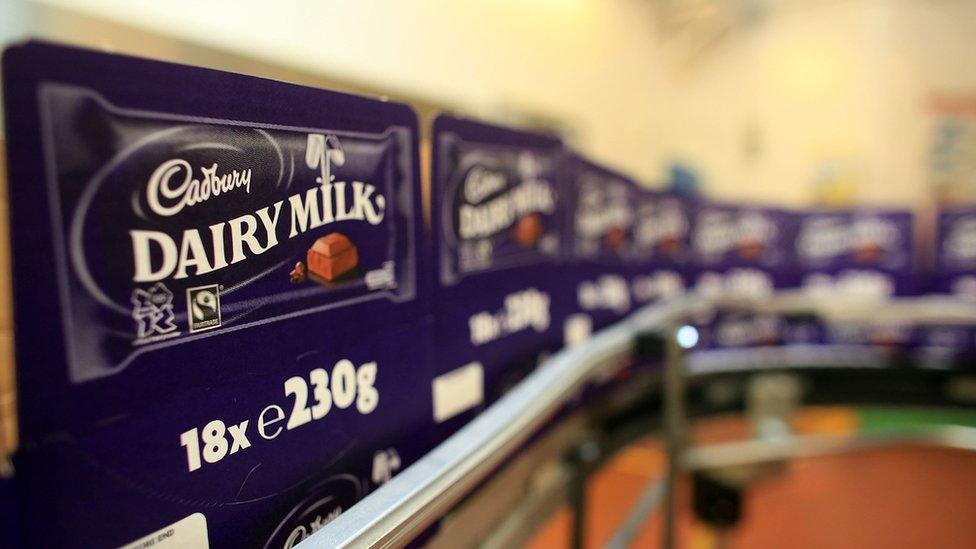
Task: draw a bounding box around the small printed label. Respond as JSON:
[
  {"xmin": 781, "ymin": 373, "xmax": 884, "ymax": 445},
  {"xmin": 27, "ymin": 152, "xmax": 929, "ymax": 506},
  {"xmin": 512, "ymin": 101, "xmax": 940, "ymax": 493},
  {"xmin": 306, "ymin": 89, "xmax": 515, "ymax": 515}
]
[
  {"xmin": 187, "ymin": 284, "xmax": 221, "ymax": 333},
  {"xmin": 364, "ymin": 261, "xmax": 397, "ymax": 290},
  {"xmin": 432, "ymin": 362, "xmax": 484, "ymax": 423},
  {"xmin": 119, "ymin": 513, "xmax": 208, "ymax": 549},
  {"xmin": 564, "ymin": 314, "xmax": 593, "ymax": 347}
]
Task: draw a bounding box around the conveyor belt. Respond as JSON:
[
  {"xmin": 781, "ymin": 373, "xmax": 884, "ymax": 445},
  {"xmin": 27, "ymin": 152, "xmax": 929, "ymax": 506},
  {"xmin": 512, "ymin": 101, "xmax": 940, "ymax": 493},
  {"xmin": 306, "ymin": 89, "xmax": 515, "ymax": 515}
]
[{"xmin": 302, "ymin": 293, "xmax": 976, "ymax": 548}]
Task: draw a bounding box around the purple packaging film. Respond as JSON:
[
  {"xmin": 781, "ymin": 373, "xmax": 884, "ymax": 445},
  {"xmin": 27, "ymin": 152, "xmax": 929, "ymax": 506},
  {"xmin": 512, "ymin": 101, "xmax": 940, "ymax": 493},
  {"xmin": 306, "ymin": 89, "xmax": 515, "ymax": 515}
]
[
  {"xmin": 2, "ymin": 42, "xmax": 434, "ymax": 548},
  {"xmin": 430, "ymin": 115, "xmax": 573, "ymax": 431}
]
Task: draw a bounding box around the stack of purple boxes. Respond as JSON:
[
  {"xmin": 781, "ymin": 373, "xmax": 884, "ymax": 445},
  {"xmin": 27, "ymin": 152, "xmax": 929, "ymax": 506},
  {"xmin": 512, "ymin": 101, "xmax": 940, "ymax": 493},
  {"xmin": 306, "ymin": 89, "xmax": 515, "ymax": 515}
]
[{"xmin": 1, "ymin": 41, "xmax": 973, "ymax": 548}]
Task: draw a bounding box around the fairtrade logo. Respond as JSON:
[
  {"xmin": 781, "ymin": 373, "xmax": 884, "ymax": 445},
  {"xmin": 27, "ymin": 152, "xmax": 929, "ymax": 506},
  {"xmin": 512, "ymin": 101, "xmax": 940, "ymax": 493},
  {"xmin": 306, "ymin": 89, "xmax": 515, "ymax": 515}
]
[{"xmin": 187, "ymin": 284, "xmax": 221, "ymax": 333}]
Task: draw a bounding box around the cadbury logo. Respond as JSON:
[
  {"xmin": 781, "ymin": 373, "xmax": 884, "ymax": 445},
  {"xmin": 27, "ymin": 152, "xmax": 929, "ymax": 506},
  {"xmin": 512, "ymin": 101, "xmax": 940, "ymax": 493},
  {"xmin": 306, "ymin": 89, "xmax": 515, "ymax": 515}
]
[
  {"xmin": 636, "ymin": 202, "xmax": 687, "ymax": 248},
  {"xmin": 463, "ymin": 166, "xmax": 506, "ymax": 204},
  {"xmin": 694, "ymin": 211, "xmax": 775, "ymax": 256},
  {"xmin": 797, "ymin": 217, "xmax": 897, "ymax": 261},
  {"xmin": 458, "ymin": 178, "xmax": 554, "ymax": 239},
  {"xmin": 575, "ymin": 182, "xmax": 633, "ymax": 239},
  {"xmin": 147, "ymin": 160, "xmax": 252, "ymax": 217}
]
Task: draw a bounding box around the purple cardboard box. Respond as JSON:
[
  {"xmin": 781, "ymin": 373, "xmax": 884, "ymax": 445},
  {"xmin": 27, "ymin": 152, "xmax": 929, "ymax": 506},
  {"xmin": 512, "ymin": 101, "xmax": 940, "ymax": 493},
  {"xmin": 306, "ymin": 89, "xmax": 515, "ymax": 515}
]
[
  {"xmin": 690, "ymin": 202, "xmax": 796, "ymax": 298},
  {"xmin": 792, "ymin": 209, "xmax": 917, "ymax": 349},
  {"xmin": 3, "ymin": 42, "xmax": 434, "ymax": 548},
  {"xmin": 933, "ymin": 208, "xmax": 976, "ymax": 299},
  {"xmin": 913, "ymin": 208, "xmax": 976, "ymax": 364},
  {"xmin": 794, "ymin": 209, "xmax": 916, "ymax": 298},
  {"xmin": 689, "ymin": 202, "xmax": 796, "ymax": 349},
  {"xmin": 561, "ymin": 154, "xmax": 640, "ymax": 332},
  {"xmin": 557, "ymin": 154, "xmax": 646, "ymax": 394},
  {"xmin": 430, "ymin": 115, "xmax": 572, "ymax": 430},
  {"xmin": 630, "ymin": 188, "xmax": 694, "ymax": 307}
]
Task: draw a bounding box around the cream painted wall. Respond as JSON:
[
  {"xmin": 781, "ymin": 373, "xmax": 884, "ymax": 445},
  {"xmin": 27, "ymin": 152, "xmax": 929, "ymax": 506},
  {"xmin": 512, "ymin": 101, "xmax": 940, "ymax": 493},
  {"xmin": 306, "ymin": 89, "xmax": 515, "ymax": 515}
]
[
  {"xmin": 21, "ymin": 0, "xmax": 669, "ymax": 184},
  {"xmin": 654, "ymin": 0, "xmax": 976, "ymax": 207}
]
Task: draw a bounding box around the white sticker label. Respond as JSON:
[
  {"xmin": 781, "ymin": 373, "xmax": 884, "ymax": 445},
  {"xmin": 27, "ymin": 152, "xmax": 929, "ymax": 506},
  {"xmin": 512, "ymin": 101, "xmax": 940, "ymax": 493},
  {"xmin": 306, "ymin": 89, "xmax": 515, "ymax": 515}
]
[
  {"xmin": 432, "ymin": 362, "xmax": 484, "ymax": 423},
  {"xmin": 564, "ymin": 314, "xmax": 593, "ymax": 348},
  {"xmin": 119, "ymin": 513, "xmax": 208, "ymax": 549}
]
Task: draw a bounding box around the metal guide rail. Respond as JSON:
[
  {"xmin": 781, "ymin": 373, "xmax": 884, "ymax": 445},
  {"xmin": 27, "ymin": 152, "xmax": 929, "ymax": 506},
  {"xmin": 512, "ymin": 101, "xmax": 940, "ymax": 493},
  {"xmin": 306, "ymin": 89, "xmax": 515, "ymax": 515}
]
[{"xmin": 301, "ymin": 293, "xmax": 976, "ymax": 548}]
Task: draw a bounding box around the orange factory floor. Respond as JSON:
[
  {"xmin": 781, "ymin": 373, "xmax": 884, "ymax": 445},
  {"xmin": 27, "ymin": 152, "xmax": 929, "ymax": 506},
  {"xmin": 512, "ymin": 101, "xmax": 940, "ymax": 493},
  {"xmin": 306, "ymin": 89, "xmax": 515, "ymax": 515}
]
[{"xmin": 526, "ymin": 409, "xmax": 976, "ymax": 549}]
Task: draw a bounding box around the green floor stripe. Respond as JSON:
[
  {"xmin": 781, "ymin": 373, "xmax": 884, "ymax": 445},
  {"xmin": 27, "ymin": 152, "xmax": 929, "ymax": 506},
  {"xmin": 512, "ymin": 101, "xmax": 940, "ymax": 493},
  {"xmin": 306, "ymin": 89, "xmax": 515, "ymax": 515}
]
[{"xmin": 859, "ymin": 406, "xmax": 976, "ymax": 429}]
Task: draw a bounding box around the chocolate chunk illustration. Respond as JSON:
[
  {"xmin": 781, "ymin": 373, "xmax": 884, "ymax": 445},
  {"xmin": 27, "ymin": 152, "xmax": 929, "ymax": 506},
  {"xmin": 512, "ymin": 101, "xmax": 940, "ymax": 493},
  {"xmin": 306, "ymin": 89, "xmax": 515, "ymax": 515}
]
[
  {"xmin": 289, "ymin": 262, "xmax": 306, "ymax": 283},
  {"xmin": 604, "ymin": 227, "xmax": 627, "ymax": 249},
  {"xmin": 737, "ymin": 238, "xmax": 764, "ymax": 260},
  {"xmin": 854, "ymin": 243, "xmax": 883, "ymax": 263},
  {"xmin": 514, "ymin": 213, "xmax": 544, "ymax": 247},
  {"xmin": 658, "ymin": 236, "xmax": 680, "ymax": 256},
  {"xmin": 307, "ymin": 233, "xmax": 359, "ymax": 282}
]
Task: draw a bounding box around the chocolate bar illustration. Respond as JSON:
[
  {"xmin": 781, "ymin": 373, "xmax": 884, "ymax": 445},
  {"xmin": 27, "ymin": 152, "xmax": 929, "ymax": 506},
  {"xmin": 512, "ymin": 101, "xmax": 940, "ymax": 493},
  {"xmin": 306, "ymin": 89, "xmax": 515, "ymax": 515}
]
[
  {"xmin": 853, "ymin": 244, "xmax": 883, "ymax": 263},
  {"xmin": 289, "ymin": 262, "xmax": 306, "ymax": 283},
  {"xmin": 657, "ymin": 236, "xmax": 681, "ymax": 256},
  {"xmin": 307, "ymin": 233, "xmax": 359, "ymax": 282},
  {"xmin": 737, "ymin": 238, "xmax": 765, "ymax": 260},
  {"xmin": 852, "ymin": 218, "xmax": 889, "ymax": 264},
  {"xmin": 604, "ymin": 227, "xmax": 627, "ymax": 249},
  {"xmin": 513, "ymin": 213, "xmax": 544, "ymax": 247},
  {"xmin": 736, "ymin": 213, "xmax": 770, "ymax": 260}
]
